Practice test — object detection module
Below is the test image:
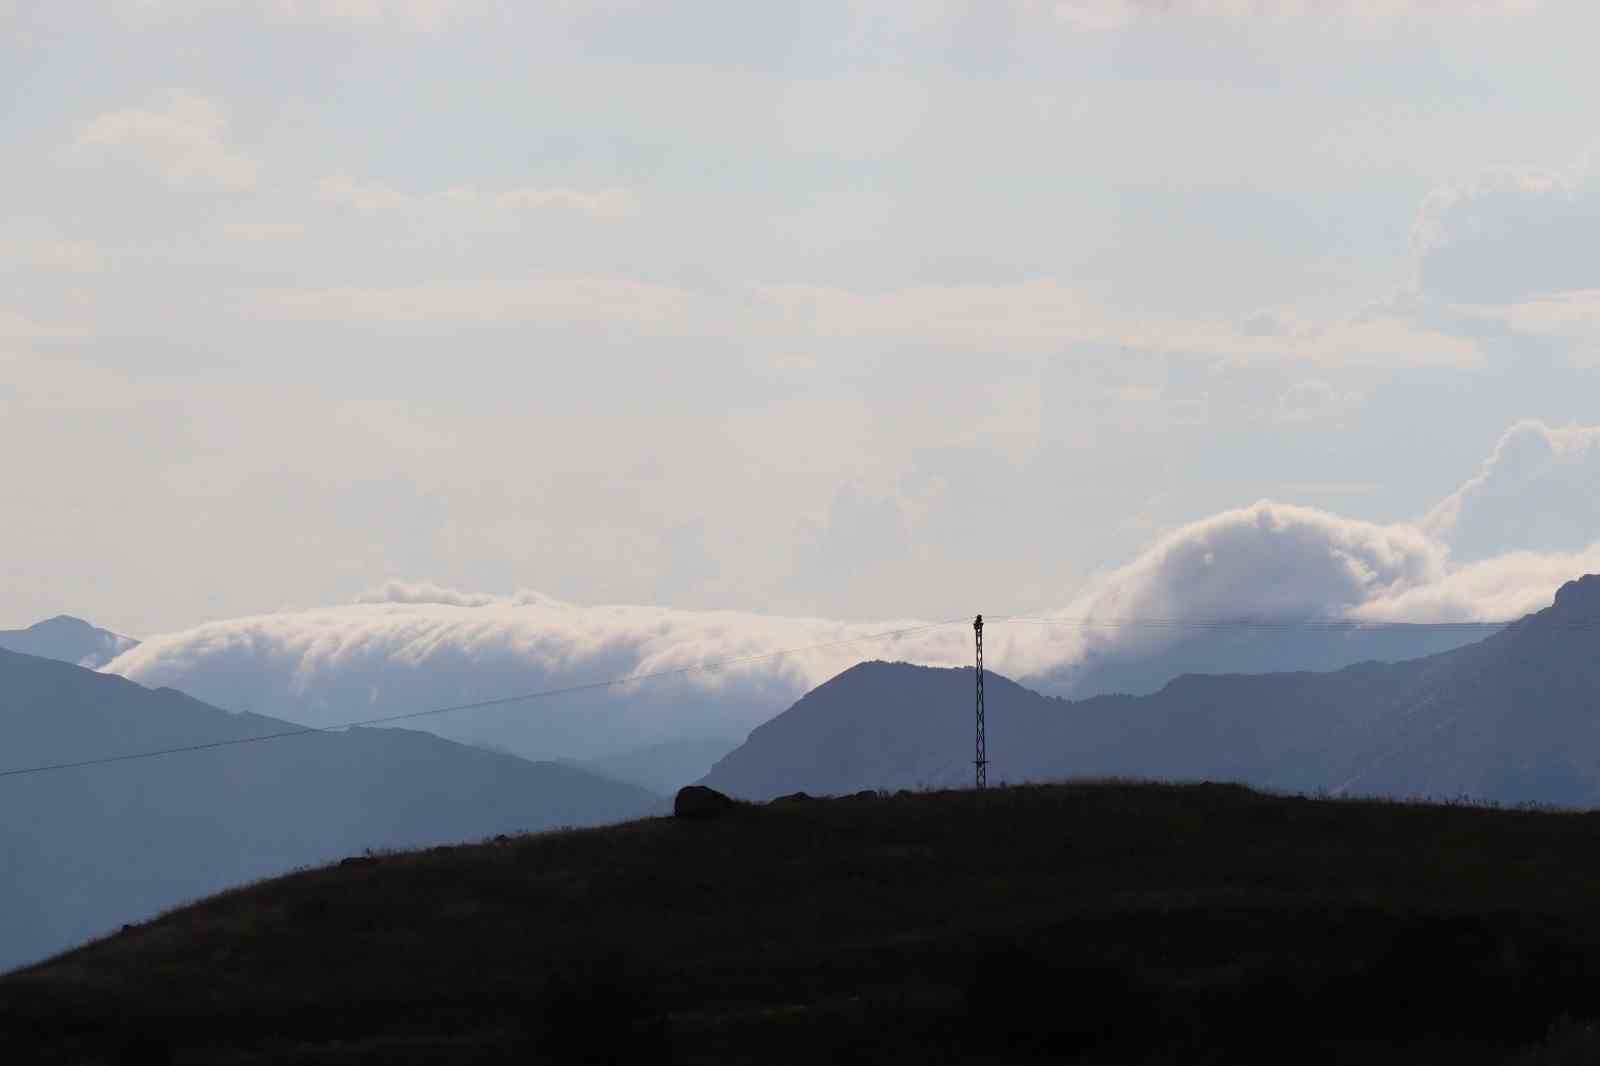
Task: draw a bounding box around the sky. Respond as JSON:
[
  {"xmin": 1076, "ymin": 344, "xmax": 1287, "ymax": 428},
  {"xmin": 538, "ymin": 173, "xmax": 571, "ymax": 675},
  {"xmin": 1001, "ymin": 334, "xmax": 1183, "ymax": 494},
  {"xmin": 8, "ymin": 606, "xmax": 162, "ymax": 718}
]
[{"xmin": 5, "ymin": 0, "xmax": 1600, "ymax": 645}]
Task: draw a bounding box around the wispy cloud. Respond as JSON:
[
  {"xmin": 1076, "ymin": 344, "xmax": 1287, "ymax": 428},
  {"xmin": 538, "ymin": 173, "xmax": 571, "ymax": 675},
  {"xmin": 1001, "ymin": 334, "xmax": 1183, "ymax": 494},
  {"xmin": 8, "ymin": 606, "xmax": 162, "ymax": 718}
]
[{"xmin": 76, "ymin": 91, "xmax": 257, "ymax": 190}]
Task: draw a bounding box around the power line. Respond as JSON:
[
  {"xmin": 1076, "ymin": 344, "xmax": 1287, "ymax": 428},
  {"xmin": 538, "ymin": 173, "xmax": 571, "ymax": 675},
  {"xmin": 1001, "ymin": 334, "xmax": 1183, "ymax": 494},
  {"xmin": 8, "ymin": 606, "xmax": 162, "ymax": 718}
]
[{"xmin": 0, "ymin": 618, "xmax": 967, "ymax": 780}]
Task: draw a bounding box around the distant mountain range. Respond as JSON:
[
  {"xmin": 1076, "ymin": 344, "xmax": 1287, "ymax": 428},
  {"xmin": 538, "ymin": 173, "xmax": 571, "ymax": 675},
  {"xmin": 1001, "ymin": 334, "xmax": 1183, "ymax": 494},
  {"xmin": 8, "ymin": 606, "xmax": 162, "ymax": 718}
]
[
  {"xmin": 0, "ymin": 615, "xmax": 137, "ymax": 668},
  {"xmin": 703, "ymin": 574, "xmax": 1600, "ymax": 807},
  {"xmin": 1032, "ymin": 620, "xmax": 1496, "ymax": 699},
  {"xmin": 0, "ymin": 648, "xmax": 660, "ymax": 973}
]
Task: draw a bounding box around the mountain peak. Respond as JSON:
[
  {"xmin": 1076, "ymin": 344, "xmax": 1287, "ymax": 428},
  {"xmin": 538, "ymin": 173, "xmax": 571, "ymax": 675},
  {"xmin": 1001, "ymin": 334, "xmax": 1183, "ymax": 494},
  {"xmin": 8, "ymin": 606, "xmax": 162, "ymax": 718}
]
[
  {"xmin": 32, "ymin": 615, "xmax": 95, "ymax": 632},
  {"xmin": 1551, "ymin": 574, "xmax": 1600, "ymax": 616}
]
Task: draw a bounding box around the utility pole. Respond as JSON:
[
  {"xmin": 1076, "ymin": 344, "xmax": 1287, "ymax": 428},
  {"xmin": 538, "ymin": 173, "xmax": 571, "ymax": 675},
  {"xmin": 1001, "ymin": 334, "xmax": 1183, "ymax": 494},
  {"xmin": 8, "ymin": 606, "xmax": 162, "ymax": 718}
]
[{"xmin": 974, "ymin": 614, "xmax": 986, "ymax": 791}]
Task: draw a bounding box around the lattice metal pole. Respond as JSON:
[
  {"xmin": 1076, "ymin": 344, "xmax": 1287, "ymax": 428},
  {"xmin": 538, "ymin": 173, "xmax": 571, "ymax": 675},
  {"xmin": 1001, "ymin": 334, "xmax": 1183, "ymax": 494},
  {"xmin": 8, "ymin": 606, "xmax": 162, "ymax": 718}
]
[{"xmin": 974, "ymin": 614, "xmax": 986, "ymax": 790}]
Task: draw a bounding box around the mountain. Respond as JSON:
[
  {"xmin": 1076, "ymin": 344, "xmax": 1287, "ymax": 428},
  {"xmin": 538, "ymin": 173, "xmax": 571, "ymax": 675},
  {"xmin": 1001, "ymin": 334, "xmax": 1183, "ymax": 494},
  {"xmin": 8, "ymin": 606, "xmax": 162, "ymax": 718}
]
[
  {"xmin": 0, "ymin": 615, "xmax": 137, "ymax": 668},
  {"xmin": 0, "ymin": 648, "xmax": 659, "ymax": 973},
  {"xmin": 1032, "ymin": 621, "xmax": 1496, "ymax": 698},
  {"xmin": 703, "ymin": 575, "xmax": 1600, "ymax": 807}
]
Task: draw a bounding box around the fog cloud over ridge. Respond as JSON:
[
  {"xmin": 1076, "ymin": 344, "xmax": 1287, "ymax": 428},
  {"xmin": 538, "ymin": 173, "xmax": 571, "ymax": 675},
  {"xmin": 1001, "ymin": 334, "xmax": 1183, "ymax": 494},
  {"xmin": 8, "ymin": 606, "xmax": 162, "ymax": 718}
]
[{"xmin": 106, "ymin": 421, "xmax": 1600, "ymax": 761}]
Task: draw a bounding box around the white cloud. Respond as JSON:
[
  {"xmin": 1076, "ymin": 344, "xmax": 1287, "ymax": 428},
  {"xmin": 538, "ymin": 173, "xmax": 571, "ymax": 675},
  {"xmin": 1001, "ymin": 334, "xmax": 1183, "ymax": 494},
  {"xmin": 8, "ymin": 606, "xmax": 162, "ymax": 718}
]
[
  {"xmin": 120, "ymin": 0, "xmax": 471, "ymax": 31},
  {"xmin": 0, "ymin": 310, "xmax": 90, "ymax": 343},
  {"xmin": 756, "ymin": 281, "xmax": 1479, "ymax": 367},
  {"xmin": 76, "ymin": 91, "xmax": 258, "ymax": 190},
  {"xmin": 0, "ymin": 236, "xmax": 104, "ymax": 272},
  {"xmin": 1273, "ymin": 379, "xmax": 1362, "ymax": 423},
  {"xmin": 1412, "ymin": 158, "xmax": 1600, "ymax": 305},
  {"xmin": 1424, "ymin": 420, "xmax": 1600, "ymax": 561},
  {"xmin": 317, "ymin": 174, "xmax": 637, "ymax": 219},
  {"xmin": 777, "ymin": 73, "xmax": 930, "ymax": 159},
  {"xmin": 1352, "ymin": 544, "xmax": 1600, "ymax": 622},
  {"xmin": 1051, "ymin": 0, "xmax": 1541, "ymax": 30},
  {"xmin": 105, "ymin": 425, "xmax": 1600, "ymax": 764},
  {"xmin": 246, "ymin": 277, "xmax": 704, "ymax": 332},
  {"xmin": 221, "ymin": 221, "xmax": 306, "ymax": 241},
  {"xmin": 105, "ymin": 593, "xmax": 975, "ymax": 760}
]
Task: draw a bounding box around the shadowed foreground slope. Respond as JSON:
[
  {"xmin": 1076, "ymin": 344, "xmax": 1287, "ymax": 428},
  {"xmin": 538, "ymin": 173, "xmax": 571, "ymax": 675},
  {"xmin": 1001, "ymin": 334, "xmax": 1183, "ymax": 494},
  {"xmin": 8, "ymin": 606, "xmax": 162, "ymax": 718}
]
[{"xmin": 9, "ymin": 783, "xmax": 1600, "ymax": 1064}]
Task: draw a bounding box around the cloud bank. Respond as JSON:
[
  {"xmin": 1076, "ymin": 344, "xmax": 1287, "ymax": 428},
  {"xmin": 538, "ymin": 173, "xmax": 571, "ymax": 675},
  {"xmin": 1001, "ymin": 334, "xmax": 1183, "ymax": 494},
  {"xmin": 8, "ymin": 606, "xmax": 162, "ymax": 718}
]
[{"xmin": 105, "ymin": 421, "xmax": 1600, "ymax": 761}]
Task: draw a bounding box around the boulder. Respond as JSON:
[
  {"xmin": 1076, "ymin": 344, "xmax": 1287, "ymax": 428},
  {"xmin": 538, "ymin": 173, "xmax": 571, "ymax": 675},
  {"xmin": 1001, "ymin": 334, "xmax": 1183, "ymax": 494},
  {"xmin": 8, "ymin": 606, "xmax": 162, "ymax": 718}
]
[{"xmin": 674, "ymin": 785, "xmax": 740, "ymax": 819}]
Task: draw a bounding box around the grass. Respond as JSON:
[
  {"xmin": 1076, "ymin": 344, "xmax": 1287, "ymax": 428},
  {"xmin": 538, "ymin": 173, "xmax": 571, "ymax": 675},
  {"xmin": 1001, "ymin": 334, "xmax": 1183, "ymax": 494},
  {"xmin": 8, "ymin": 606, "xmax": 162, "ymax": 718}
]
[{"xmin": 8, "ymin": 780, "xmax": 1600, "ymax": 1064}]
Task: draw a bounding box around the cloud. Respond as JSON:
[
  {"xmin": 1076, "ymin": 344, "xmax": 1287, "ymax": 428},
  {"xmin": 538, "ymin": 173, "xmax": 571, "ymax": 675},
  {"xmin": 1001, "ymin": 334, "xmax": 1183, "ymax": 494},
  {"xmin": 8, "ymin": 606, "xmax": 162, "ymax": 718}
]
[
  {"xmin": 102, "ymin": 421, "xmax": 1600, "ymax": 756},
  {"xmin": 1413, "ymin": 159, "xmax": 1600, "ymax": 305},
  {"xmin": 105, "ymin": 594, "xmax": 976, "ymax": 760},
  {"xmin": 221, "ymin": 222, "xmax": 306, "ymax": 241},
  {"xmin": 1272, "ymin": 379, "xmax": 1362, "ymax": 423},
  {"xmin": 317, "ymin": 174, "xmax": 637, "ymax": 219},
  {"xmin": 1424, "ymin": 420, "xmax": 1600, "ymax": 561},
  {"xmin": 245, "ymin": 277, "xmax": 703, "ymax": 332},
  {"xmin": 756, "ymin": 281, "xmax": 1479, "ymax": 367},
  {"xmin": 1050, "ymin": 0, "xmax": 1541, "ymax": 30},
  {"xmin": 118, "ymin": 0, "xmax": 472, "ymax": 31},
  {"xmin": 1351, "ymin": 544, "xmax": 1600, "ymax": 622},
  {"xmin": 0, "ymin": 236, "xmax": 104, "ymax": 272},
  {"xmin": 0, "ymin": 310, "xmax": 90, "ymax": 343},
  {"xmin": 76, "ymin": 91, "xmax": 258, "ymax": 190}
]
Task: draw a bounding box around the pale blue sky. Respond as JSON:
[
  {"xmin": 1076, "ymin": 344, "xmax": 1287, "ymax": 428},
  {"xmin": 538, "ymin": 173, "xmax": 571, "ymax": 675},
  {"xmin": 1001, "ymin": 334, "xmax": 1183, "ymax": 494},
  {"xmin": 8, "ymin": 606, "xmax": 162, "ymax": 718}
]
[{"xmin": 4, "ymin": 0, "xmax": 1599, "ymax": 636}]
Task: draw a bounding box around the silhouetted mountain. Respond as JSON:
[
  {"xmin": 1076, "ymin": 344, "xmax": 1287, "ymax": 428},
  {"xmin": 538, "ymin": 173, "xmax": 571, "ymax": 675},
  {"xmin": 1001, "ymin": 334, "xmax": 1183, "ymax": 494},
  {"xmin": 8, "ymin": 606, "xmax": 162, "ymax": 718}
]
[
  {"xmin": 0, "ymin": 648, "xmax": 659, "ymax": 972},
  {"xmin": 0, "ymin": 615, "xmax": 137, "ymax": 668},
  {"xmin": 703, "ymin": 576, "xmax": 1600, "ymax": 807}
]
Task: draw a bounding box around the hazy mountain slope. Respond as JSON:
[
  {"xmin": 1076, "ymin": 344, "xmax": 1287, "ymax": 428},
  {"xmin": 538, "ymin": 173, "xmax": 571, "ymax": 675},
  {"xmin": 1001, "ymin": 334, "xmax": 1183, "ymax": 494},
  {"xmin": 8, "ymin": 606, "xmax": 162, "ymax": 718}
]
[
  {"xmin": 703, "ymin": 577, "xmax": 1600, "ymax": 805},
  {"xmin": 0, "ymin": 615, "xmax": 137, "ymax": 668},
  {"xmin": 1032, "ymin": 622, "xmax": 1493, "ymax": 699},
  {"xmin": 0, "ymin": 648, "xmax": 658, "ymax": 973},
  {"xmin": 572, "ymin": 735, "xmax": 742, "ymax": 795}
]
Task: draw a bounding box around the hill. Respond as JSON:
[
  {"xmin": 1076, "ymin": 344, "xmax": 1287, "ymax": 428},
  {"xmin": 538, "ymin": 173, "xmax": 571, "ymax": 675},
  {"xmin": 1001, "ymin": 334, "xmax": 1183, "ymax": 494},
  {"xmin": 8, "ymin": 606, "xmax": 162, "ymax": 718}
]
[
  {"xmin": 0, "ymin": 648, "xmax": 659, "ymax": 972},
  {"xmin": 7, "ymin": 783, "xmax": 1600, "ymax": 1064},
  {"xmin": 0, "ymin": 614, "xmax": 137, "ymax": 668},
  {"xmin": 703, "ymin": 575, "xmax": 1600, "ymax": 804}
]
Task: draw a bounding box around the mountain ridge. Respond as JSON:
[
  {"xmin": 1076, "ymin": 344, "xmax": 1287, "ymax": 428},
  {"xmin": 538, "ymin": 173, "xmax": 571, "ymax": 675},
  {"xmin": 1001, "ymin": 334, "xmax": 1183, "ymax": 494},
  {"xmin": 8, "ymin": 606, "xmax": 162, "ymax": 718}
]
[{"xmin": 703, "ymin": 575, "xmax": 1600, "ymax": 806}]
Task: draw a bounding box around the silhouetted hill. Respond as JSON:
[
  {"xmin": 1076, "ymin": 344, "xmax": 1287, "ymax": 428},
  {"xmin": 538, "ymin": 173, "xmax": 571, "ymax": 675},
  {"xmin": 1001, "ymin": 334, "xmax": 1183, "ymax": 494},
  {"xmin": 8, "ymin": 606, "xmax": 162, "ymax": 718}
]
[
  {"xmin": 8, "ymin": 782, "xmax": 1600, "ymax": 1064},
  {"xmin": 0, "ymin": 648, "xmax": 659, "ymax": 972},
  {"xmin": 0, "ymin": 615, "xmax": 137, "ymax": 668},
  {"xmin": 704, "ymin": 576, "xmax": 1600, "ymax": 806}
]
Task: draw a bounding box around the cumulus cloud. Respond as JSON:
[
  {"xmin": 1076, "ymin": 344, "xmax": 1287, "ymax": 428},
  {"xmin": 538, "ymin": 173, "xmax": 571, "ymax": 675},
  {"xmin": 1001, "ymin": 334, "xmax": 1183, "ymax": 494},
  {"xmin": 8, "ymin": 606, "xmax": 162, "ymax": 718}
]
[
  {"xmin": 103, "ymin": 423, "xmax": 1600, "ymax": 758},
  {"xmin": 77, "ymin": 91, "xmax": 258, "ymax": 190},
  {"xmin": 1425, "ymin": 420, "xmax": 1600, "ymax": 561}
]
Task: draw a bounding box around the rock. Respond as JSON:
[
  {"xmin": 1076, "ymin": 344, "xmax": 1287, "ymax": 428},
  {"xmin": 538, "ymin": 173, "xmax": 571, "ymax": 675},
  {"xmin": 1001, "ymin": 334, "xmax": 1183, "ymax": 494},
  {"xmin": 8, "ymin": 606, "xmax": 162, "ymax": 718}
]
[
  {"xmin": 770, "ymin": 791, "xmax": 814, "ymax": 805},
  {"xmin": 674, "ymin": 785, "xmax": 740, "ymax": 819}
]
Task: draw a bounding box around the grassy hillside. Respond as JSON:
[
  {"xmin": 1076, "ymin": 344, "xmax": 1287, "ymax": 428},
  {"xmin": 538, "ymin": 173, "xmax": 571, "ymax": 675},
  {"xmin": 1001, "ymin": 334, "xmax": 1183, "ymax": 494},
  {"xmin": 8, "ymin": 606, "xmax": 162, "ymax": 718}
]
[{"xmin": 8, "ymin": 782, "xmax": 1600, "ymax": 1064}]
